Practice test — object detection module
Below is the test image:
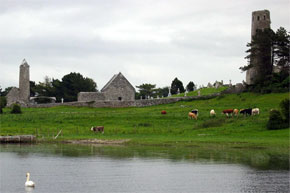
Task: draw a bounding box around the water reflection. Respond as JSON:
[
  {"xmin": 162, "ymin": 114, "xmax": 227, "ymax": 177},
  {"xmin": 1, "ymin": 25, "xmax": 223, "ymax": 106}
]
[
  {"xmin": 0, "ymin": 144, "xmax": 289, "ymax": 193},
  {"xmin": 0, "ymin": 143, "xmax": 289, "ymax": 170}
]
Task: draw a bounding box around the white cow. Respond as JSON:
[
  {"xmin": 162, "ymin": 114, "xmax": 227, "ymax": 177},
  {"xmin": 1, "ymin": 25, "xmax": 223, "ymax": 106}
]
[
  {"xmin": 210, "ymin": 109, "xmax": 216, "ymax": 117},
  {"xmin": 252, "ymin": 108, "xmax": 260, "ymax": 115}
]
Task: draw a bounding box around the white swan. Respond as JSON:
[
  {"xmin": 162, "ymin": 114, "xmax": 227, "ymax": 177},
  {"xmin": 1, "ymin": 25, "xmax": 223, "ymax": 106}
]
[{"xmin": 25, "ymin": 173, "xmax": 35, "ymax": 187}]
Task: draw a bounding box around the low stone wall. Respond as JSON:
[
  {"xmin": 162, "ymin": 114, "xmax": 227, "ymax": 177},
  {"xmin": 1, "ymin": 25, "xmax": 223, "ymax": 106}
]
[
  {"xmin": 26, "ymin": 93, "xmax": 221, "ymax": 108},
  {"xmin": 78, "ymin": 92, "xmax": 105, "ymax": 101}
]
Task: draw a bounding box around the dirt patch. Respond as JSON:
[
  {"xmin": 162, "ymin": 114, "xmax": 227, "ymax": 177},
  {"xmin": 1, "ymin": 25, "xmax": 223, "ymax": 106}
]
[{"xmin": 64, "ymin": 139, "xmax": 130, "ymax": 145}]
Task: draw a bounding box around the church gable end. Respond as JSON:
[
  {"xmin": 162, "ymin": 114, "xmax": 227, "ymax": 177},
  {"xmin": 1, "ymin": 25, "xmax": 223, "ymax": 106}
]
[{"xmin": 101, "ymin": 73, "xmax": 135, "ymax": 101}]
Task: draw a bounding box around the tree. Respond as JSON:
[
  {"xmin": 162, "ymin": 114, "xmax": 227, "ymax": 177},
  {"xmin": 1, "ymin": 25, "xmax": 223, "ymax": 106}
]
[
  {"xmin": 155, "ymin": 87, "xmax": 169, "ymax": 97},
  {"xmin": 0, "ymin": 87, "xmax": 13, "ymax": 96},
  {"xmin": 170, "ymin": 78, "xmax": 185, "ymax": 94},
  {"xmin": 240, "ymin": 28, "xmax": 275, "ymax": 83},
  {"xmin": 61, "ymin": 72, "xmax": 97, "ymax": 102},
  {"xmin": 273, "ymin": 27, "xmax": 290, "ymax": 68},
  {"xmin": 186, "ymin": 81, "xmax": 195, "ymax": 92},
  {"xmin": 136, "ymin": 84, "xmax": 156, "ymax": 99}
]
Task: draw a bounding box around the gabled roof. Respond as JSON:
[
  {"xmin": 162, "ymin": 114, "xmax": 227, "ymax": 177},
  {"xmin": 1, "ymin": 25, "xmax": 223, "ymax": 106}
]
[{"xmin": 101, "ymin": 72, "xmax": 135, "ymax": 92}]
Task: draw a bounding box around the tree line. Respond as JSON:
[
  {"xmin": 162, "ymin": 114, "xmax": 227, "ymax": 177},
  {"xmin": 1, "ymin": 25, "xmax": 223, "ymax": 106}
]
[
  {"xmin": 1, "ymin": 73, "xmax": 195, "ymax": 103},
  {"xmin": 135, "ymin": 78, "xmax": 195, "ymax": 99}
]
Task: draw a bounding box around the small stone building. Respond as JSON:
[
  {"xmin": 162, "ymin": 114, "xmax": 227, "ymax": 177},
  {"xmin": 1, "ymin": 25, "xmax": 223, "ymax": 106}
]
[{"xmin": 78, "ymin": 72, "xmax": 135, "ymax": 102}]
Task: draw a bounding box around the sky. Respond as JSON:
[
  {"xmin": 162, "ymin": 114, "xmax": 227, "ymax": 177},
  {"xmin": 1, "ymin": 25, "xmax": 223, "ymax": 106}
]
[{"xmin": 0, "ymin": 0, "xmax": 289, "ymax": 91}]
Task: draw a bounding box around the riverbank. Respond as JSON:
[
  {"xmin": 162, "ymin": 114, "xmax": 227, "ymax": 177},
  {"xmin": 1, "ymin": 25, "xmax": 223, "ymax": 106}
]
[{"xmin": 1, "ymin": 92, "xmax": 289, "ymax": 149}]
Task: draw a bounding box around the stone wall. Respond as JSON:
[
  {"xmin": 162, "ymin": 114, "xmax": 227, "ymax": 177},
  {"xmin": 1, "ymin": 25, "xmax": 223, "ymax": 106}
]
[
  {"xmin": 27, "ymin": 93, "xmax": 222, "ymax": 108},
  {"xmin": 78, "ymin": 92, "xmax": 105, "ymax": 102}
]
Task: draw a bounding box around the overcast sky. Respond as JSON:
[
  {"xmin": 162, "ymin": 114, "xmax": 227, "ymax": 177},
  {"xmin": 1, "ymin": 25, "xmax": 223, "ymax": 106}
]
[{"xmin": 0, "ymin": 0, "xmax": 289, "ymax": 91}]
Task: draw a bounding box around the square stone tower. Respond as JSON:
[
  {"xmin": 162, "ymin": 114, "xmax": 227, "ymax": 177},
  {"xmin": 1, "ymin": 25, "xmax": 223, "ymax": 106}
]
[{"xmin": 246, "ymin": 10, "xmax": 271, "ymax": 85}]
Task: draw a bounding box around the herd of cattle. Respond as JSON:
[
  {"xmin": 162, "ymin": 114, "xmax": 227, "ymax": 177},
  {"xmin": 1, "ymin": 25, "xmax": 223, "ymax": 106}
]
[
  {"xmin": 91, "ymin": 108, "xmax": 261, "ymax": 133},
  {"xmin": 185, "ymin": 108, "xmax": 260, "ymax": 120}
]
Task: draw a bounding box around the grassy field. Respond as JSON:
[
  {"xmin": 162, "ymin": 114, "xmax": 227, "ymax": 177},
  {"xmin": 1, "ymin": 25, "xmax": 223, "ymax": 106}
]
[{"xmin": 0, "ymin": 92, "xmax": 289, "ymax": 149}]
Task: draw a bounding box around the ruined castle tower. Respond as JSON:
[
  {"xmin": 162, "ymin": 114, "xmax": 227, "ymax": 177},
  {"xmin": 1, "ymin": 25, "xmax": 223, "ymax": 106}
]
[
  {"xmin": 19, "ymin": 59, "xmax": 30, "ymax": 103},
  {"xmin": 246, "ymin": 10, "xmax": 271, "ymax": 84}
]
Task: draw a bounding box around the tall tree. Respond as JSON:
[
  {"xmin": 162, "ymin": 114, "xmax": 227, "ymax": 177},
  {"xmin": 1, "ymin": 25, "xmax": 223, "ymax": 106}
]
[
  {"xmin": 273, "ymin": 27, "xmax": 290, "ymax": 68},
  {"xmin": 186, "ymin": 81, "xmax": 195, "ymax": 92},
  {"xmin": 241, "ymin": 28, "xmax": 275, "ymax": 83},
  {"xmin": 170, "ymin": 78, "xmax": 185, "ymax": 94},
  {"xmin": 61, "ymin": 72, "xmax": 97, "ymax": 102}
]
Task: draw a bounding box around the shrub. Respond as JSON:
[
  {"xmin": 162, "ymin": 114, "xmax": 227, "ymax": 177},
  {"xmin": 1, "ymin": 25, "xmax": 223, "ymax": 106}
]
[
  {"xmin": 0, "ymin": 96, "xmax": 7, "ymax": 108},
  {"xmin": 267, "ymin": 110, "xmax": 284, "ymax": 130},
  {"xmin": 0, "ymin": 107, "xmax": 2, "ymax": 114},
  {"xmin": 280, "ymin": 98, "xmax": 289, "ymax": 122},
  {"xmin": 11, "ymin": 104, "xmax": 22, "ymax": 114},
  {"xmin": 201, "ymin": 118, "xmax": 225, "ymax": 128}
]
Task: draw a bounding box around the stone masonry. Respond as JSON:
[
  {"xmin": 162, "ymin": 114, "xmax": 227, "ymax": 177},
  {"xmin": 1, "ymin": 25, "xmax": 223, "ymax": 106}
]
[
  {"xmin": 78, "ymin": 72, "xmax": 135, "ymax": 102},
  {"xmin": 246, "ymin": 10, "xmax": 271, "ymax": 85},
  {"xmin": 7, "ymin": 59, "xmax": 30, "ymax": 106}
]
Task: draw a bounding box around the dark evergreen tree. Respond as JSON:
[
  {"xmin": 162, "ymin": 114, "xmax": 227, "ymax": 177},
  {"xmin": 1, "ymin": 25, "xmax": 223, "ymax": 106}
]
[
  {"xmin": 61, "ymin": 72, "xmax": 97, "ymax": 102},
  {"xmin": 170, "ymin": 78, "xmax": 185, "ymax": 94},
  {"xmin": 240, "ymin": 28, "xmax": 275, "ymax": 83},
  {"xmin": 273, "ymin": 27, "xmax": 290, "ymax": 68},
  {"xmin": 186, "ymin": 81, "xmax": 195, "ymax": 92}
]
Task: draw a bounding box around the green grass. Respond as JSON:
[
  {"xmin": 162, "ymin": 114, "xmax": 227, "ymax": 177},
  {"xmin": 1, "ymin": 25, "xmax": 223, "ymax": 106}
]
[
  {"xmin": 0, "ymin": 92, "xmax": 289, "ymax": 149},
  {"xmin": 171, "ymin": 86, "xmax": 228, "ymax": 97}
]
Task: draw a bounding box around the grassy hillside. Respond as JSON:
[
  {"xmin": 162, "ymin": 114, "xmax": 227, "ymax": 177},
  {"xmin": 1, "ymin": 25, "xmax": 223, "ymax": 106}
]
[
  {"xmin": 0, "ymin": 92, "xmax": 289, "ymax": 149},
  {"xmin": 171, "ymin": 86, "xmax": 228, "ymax": 97}
]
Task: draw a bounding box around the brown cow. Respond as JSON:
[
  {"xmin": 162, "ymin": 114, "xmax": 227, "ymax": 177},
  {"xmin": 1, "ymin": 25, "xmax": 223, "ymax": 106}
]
[
  {"xmin": 222, "ymin": 109, "xmax": 234, "ymax": 117},
  {"xmin": 233, "ymin": 109, "xmax": 239, "ymax": 116},
  {"xmin": 188, "ymin": 112, "xmax": 197, "ymax": 120},
  {"xmin": 161, "ymin": 110, "xmax": 167, "ymax": 114},
  {"xmin": 91, "ymin": 126, "xmax": 104, "ymax": 133}
]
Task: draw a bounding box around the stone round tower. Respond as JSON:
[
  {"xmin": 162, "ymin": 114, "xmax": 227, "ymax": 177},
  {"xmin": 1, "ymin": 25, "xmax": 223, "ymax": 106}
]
[
  {"xmin": 246, "ymin": 10, "xmax": 271, "ymax": 85},
  {"xmin": 19, "ymin": 59, "xmax": 30, "ymax": 103}
]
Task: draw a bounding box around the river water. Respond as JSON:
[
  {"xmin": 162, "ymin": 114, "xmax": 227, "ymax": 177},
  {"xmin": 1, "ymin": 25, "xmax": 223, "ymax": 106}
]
[{"xmin": 0, "ymin": 143, "xmax": 289, "ymax": 193}]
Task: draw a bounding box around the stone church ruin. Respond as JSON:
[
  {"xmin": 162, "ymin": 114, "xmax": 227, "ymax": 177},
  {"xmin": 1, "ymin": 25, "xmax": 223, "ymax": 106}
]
[
  {"xmin": 78, "ymin": 72, "xmax": 135, "ymax": 102},
  {"xmin": 6, "ymin": 60, "xmax": 135, "ymax": 107}
]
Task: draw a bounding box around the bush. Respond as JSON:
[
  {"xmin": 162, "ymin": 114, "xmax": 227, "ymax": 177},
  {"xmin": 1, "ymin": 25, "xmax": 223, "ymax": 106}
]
[
  {"xmin": 0, "ymin": 96, "xmax": 7, "ymax": 108},
  {"xmin": 280, "ymin": 98, "xmax": 289, "ymax": 122},
  {"xmin": 267, "ymin": 110, "xmax": 284, "ymax": 130},
  {"xmin": 201, "ymin": 118, "xmax": 225, "ymax": 128},
  {"xmin": 11, "ymin": 104, "xmax": 22, "ymax": 114},
  {"xmin": 0, "ymin": 107, "xmax": 2, "ymax": 114}
]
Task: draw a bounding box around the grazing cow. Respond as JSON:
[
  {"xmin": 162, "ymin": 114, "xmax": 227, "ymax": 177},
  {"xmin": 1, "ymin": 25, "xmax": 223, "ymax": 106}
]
[
  {"xmin": 161, "ymin": 110, "xmax": 167, "ymax": 114},
  {"xmin": 240, "ymin": 108, "xmax": 252, "ymax": 116},
  {"xmin": 233, "ymin": 109, "xmax": 239, "ymax": 116},
  {"xmin": 91, "ymin": 126, "xmax": 104, "ymax": 133},
  {"xmin": 210, "ymin": 109, "xmax": 216, "ymax": 117},
  {"xmin": 191, "ymin": 109, "xmax": 199, "ymax": 116},
  {"xmin": 188, "ymin": 112, "xmax": 197, "ymax": 120},
  {"xmin": 222, "ymin": 109, "xmax": 234, "ymax": 117},
  {"xmin": 252, "ymin": 108, "xmax": 260, "ymax": 115}
]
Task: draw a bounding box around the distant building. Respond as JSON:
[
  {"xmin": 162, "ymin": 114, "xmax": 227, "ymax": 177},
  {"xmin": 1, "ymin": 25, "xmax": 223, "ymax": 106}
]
[
  {"xmin": 78, "ymin": 72, "xmax": 135, "ymax": 102},
  {"xmin": 6, "ymin": 59, "xmax": 30, "ymax": 106}
]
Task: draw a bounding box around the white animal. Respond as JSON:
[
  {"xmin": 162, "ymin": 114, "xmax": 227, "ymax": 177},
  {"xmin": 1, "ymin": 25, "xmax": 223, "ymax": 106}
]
[
  {"xmin": 25, "ymin": 173, "xmax": 35, "ymax": 187},
  {"xmin": 252, "ymin": 108, "xmax": 260, "ymax": 115},
  {"xmin": 210, "ymin": 109, "xmax": 216, "ymax": 116}
]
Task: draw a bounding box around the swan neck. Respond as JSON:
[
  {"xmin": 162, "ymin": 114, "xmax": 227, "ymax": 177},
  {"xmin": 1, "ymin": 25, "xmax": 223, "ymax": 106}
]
[{"xmin": 26, "ymin": 174, "xmax": 30, "ymax": 182}]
